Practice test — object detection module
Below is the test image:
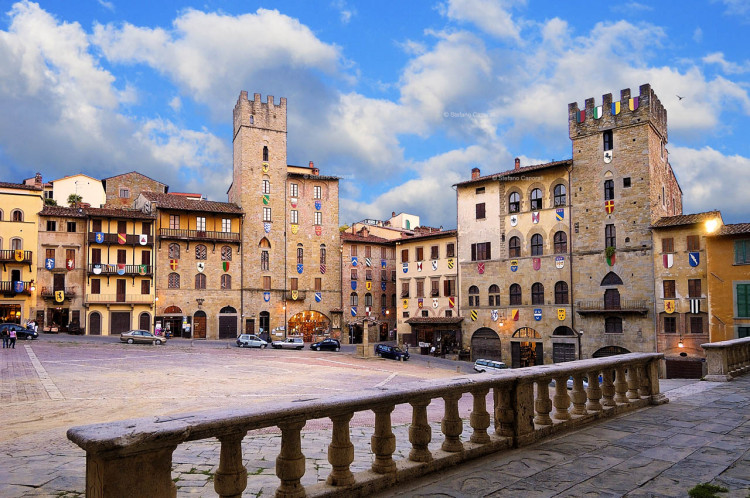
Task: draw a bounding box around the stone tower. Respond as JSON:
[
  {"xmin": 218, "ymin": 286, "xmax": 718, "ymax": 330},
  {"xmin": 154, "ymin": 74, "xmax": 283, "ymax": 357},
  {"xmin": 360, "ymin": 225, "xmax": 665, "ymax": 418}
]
[
  {"xmin": 568, "ymin": 84, "xmax": 682, "ymax": 356},
  {"xmin": 230, "ymin": 92, "xmax": 288, "ymax": 335}
]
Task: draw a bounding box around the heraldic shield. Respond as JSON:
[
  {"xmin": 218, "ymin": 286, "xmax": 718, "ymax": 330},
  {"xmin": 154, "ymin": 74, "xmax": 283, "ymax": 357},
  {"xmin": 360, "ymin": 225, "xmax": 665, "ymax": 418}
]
[{"xmin": 557, "ymin": 308, "xmax": 566, "ymax": 321}]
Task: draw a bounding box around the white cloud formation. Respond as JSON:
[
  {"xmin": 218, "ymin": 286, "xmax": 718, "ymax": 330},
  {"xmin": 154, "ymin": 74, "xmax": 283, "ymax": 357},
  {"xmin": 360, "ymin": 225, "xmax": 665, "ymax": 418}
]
[
  {"xmin": 439, "ymin": 0, "xmax": 523, "ymax": 41},
  {"xmin": 702, "ymin": 52, "xmax": 750, "ymax": 74},
  {"xmin": 331, "ymin": 0, "xmax": 356, "ymax": 24}
]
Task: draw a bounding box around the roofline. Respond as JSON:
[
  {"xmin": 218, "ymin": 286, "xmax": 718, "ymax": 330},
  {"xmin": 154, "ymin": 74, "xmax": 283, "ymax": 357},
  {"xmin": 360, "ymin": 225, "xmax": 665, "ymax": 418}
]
[{"xmin": 453, "ymin": 159, "xmax": 573, "ymax": 187}]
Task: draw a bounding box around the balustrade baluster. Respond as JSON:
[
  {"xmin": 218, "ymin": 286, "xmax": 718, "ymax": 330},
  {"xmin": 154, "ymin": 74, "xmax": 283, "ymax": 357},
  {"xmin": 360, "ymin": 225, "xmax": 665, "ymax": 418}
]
[
  {"xmin": 275, "ymin": 420, "xmax": 306, "ymax": 498},
  {"xmin": 409, "ymin": 399, "xmax": 432, "ymax": 463},
  {"xmin": 533, "ymin": 380, "xmax": 553, "ymax": 426},
  {"xmin": 570, "ymin": 374, "xmax": 587, "ymax": 415},
  {"xmin": 470, "ymin": 388, "xmax": 491, "ymax": 444},
  {"xmin": 327, "ymin": 412, "xmax": 355, "ymax": 486},
  {"xmin": 494, "ymin": 387, "xmax": 514, "ymax": 438},
  {"xmin": 214, "ymin": 432, "xmax": 248, "ymax": 498},
  {"xmin": 614, "ymin": 366, "xmax": 628, "ymax": 404},
  {"xmin": 638, "ymin": 364, "xmax": 650, "ymax": 397},
  {"xmin": 626, "ymin": 365, "xmax": 641, "ymax": 400},
  {"xmin": 441, "ymin": 392, "xmax": 464, "ymax": 452},
  {"xmin": 552, "ymin": 375, "xmax": 571, "ymax": 421},
  {"xmin": 586, "ymin": 370, "xmax": 603, "ymax": 412},
  {"xmin": 742, "ymin": 344, "xmax": 750, "ymax": 373},
  {"xmin": 601, "ymin": 368, "xmax": 616, "ymax": 407},
  {"xmin": 371, "ymin": 405, "xmax": 396, "ymax": 474}
]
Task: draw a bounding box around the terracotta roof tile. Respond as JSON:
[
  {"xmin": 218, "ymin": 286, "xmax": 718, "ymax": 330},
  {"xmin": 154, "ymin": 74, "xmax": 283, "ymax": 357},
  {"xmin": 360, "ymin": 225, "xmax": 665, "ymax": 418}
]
[
  {"xmin": 651, "ymin": 211, "xmax": 722, "ymax": 228},
  {"xmin": 140, "ymin": 192, "xmax": 242, "ymax": 214},
  {"xmin": 0, "ymin": 181, "xmax": 43, "ymax": 191},
  {"xmin": 340, "ymin": 232, "xmax": 394, "ymax": 244},
  {"xmin": 86, "ymin": 207, "xmax": 156, "ymax": 219},
  {"xmin": 398, "ymin": 229, "xmax": 457, "ymax": 241},
  {"xmin": 454, "ymin": 159, "xmax": 573, "ymax": 187},
  {"xmin": 39, "ymin": 206, "xmax": 88, "ymax": 218},
  {"xmin": 717, "ymin": 223, "xmax": 750, "ymax": 236}
]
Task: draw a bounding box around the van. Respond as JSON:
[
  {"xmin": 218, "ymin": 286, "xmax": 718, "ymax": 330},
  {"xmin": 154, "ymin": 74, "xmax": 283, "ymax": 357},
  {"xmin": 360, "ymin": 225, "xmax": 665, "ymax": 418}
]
[{"xmin": 473, "ymin": 359, "xmax": 508, "ymax": 373}]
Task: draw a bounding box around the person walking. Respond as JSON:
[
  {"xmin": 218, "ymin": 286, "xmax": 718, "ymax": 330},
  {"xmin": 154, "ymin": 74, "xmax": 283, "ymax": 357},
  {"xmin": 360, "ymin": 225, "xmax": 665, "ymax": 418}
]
[
  {"xmin": 9, "ymin": 326, "xmax": 17, "ymax": 349},
  {"xmin": 1, "ymin": 326, "xmax": 8, "ymax": 349}
]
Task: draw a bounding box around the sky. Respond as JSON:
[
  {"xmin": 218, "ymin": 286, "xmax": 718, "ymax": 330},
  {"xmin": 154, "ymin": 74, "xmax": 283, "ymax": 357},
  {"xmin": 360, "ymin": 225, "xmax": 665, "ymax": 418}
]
[{"xmin": 1, "ymin": 0, "xmax": 749, "ymax": 227}]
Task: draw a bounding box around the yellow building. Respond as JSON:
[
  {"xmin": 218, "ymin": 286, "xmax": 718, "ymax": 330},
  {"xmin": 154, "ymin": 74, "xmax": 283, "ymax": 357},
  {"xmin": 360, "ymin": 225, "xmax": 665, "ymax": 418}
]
[
  {"xmin": 707, "ymin": 223, "xmax": 750, "ymax": 342},
  {"xmin": 84, "ymin": 208, "xmax": 156, "ymax": 335},
  {"xmin": 0, "ymin": 181, "xmax": 43, "ymax": 324}
]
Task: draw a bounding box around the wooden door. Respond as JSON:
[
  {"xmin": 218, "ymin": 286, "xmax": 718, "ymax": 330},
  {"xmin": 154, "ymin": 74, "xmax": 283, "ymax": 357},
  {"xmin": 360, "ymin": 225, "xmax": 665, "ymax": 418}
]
[
  {"xmin": 110, "ymin": 312, "xmax": 130, "ymax": 334},
  {"xmin": 218, "ymin": 315, "xmax": 237, "ymax": 339},
  {"xmin": 53, "ymin": 274, "xmax": 65, "ymax": 292},
  {"xmin": 116, "ymin": 279, "xmax": 126, "ymax": 302},
  {"xmin": 511, "ymin": 342, "xmax": 521, "ymax": 368},
  {"xmin": 471, "ymin": 328, "xmax": 502, "ymax": 361},
  {"xmin": 245, "ymin": 319, "xmax": 255, "ymax": 335},
  {"xmin": 535, "ymin": 342, "xmax": 544, "ymax": 366},
  {"xmin": 89, "ymin": 312, "xmax": 101, "ymax": 335},
  {"xmin": 139, "ymin": 313, "xmax": 150, "ymax": 331},
  {"xmin": 194, "ymin": 313, "xmax": 207, "ymax": 339}
]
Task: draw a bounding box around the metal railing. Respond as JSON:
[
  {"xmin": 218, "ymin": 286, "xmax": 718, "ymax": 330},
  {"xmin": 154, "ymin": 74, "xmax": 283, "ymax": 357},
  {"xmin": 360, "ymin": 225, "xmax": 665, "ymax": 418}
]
[
  {"xmin": 87, "ymin": 264, "xmax": 152, "ymax": 275},
  {"xmin": 159, "ymin": 228, "xmax": 240, "ymax": 242},
  {"xmin": 84, "ymin": 294, "xmax": 153, "ymax": 304},
  {"xmin": 68, "ymin": 353, "xmax": 665, "ymax": 498},
  {"xmin": 0, "ymin": 249, "xmax": 32, "ymax": 263},
  {"xmin": 0, "ymin": 280, "xmax": 33, "ymax": 294},
  {"xmin": 40, "ymin": 286, "xmax": 77, "ymax": 297},
  {"xmin": 87, "ymin": 233, "xmax": 153, "ymax": 245}
]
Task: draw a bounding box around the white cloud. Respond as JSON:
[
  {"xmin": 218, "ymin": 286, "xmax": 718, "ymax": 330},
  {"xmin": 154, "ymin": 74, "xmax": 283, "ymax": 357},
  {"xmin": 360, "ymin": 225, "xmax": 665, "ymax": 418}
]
[
  {"xmin": 702, "ymin": 51, "xmax": 750, "ymax": 74},
  {"xmin": 693, "ymin": 27, "xmax": 703, "ymax": 43},
  {"xmin": 331, "ymin": 0, "xmax": 356, "ymax": 24},
  {"xmin": 168, "ymin": 96, "xmax": 181, "ymax": 112},
  {"xmin": 716, "ymin": 0, "xmax": 750, "ymax": 17},
  {"xmin": 97, "ymin": 0, "xmax": 114, "ymax": 12},
  {"xmin": 439, "ymin": 0, "xmax": 523, "ymax": 41}
]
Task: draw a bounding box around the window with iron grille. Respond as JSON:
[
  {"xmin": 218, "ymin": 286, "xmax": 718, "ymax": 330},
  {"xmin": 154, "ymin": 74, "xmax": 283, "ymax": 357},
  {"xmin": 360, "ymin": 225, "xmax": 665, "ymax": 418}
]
[
  {"xmin": 555, "ymin": 281, "xmax": 569, "ymax": 304},
  {"xmin": 221, "ymin": 246, "xmax": 232, "ymax": 261},
  {"xmin": 554, "ymin": 231, "xmax": 567, "ymax": 253},
  {"xmin": 488, "ymin": 284, "xmax": 500, "ymax": 306},
  {"xmin": 531, "ymin": 234, "xmax": 543, "ymax": 256},
  {"xmin": 168, "ymin": 273, "xmax": 180, "ymax": 289},
  {"xmin": 195, "ymin": 273, "xmax": 206, "ymax": 289},
  {"xmin": 509, "ymin": 284, "xmax": 522, "ymax": 305},
  {"xmin": 195, "ymin": 244, "xmax": 207, "ymax": 260}
]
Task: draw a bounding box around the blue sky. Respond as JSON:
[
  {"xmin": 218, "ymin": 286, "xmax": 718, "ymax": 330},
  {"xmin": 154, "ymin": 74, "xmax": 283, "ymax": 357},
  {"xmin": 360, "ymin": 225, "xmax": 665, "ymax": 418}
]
[{"xmin": 1, "ymin": 0, "xmax": 749, "ymax": 227}]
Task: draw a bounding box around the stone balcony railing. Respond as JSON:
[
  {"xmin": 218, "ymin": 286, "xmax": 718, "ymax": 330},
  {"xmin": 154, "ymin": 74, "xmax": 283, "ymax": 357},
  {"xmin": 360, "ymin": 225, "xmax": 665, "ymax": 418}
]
[
  {"xmin": 67, "ymin": 353, "xmax": 665, "ymax": 498},
  {"xmin": 701, "ymin": 336, "xmax": 750, "ymax": 381}
]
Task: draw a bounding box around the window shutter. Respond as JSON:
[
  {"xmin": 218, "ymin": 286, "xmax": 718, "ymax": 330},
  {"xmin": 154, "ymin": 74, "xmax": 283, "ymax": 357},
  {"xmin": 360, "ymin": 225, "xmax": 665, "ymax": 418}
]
[
  {"xmin": 486, "ymin": 242, "xmax": 491, "ymax": 260},
  {"xmin": 471, "ymin": 243, "xmax": 476, "ymax": 261}
]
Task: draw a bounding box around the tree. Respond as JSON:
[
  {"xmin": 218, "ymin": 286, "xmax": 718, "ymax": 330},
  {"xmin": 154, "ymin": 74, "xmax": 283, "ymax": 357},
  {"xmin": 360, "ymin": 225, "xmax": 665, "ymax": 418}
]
[
  {"xmin": 67, "ymin": 193, "xmax": 82, "ymax": 207},
  {"xmin": 44, "ymin": 198, "xmax": 57, "ymax": 206}
]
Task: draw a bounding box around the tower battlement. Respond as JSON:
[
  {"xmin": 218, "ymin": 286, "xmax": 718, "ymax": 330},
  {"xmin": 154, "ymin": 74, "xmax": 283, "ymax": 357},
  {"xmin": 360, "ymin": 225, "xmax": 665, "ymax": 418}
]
[
  {"xmin": 233, "ymin": 90, "xmax": 287, "ymax": 137},
  {"xmin": 568, "ymin": 83, "xmax": 667, "ymax": 142}
]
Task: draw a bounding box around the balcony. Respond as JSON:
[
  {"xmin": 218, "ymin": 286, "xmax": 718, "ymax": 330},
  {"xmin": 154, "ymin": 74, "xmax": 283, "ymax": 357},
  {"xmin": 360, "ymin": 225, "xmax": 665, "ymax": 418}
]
[
  {"xmin": 87, "ymin": 233, "xmax": 153, "ymax": 245},
  {"xmin": 576, "ymin": 299, "xmax": 649, "ymax": 315},
  {"xmin": 0, "ymin": 249, "xmax": 32, "ymax": 264},
  {"xmin": 159, "ymin": 228, "xmax": 240, "ymax": 243},
  {"xmin": 0, "ymin": 281, "xmax": 33, "ymax": 295},
  {"xmin": 85, "ymin": 294, "xmax": 154, "ymax": 304},
  {"xmin": 285, "ymin": 290, "xmax": 307, "ymax": 301},
  {"xmin": 40, "ymin": 286, "xmax": 77, "ymax": 298},
  {"xmin": 87, "ymin": 264, "xmax": 153, "ymax": 276}
]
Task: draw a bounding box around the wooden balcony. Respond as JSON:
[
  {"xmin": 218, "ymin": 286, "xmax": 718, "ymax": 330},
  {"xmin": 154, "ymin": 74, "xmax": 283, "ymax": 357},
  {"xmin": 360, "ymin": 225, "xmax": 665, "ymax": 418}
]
[
  {"xmin": 40, "ymin": 286, "xmax": 77, "ymax": 298},
  {"xmin": 576, "ymin": 300, "xmax": 649, "ymax": 315},
  {"xmin": 87, "ymin": 264, "xmax": 153, "ymax": 276},
  {"xmin": 87, "ymin": 233, "xmax": 153, "ymax": 245},
  {"xmin": 0, "ymin": 281, "xmax": 33, "ymax": 295},
  {"xmin": 85, "ymin": 294, "xmax": 154, "ymax": 304},
  {"xmin": 0, "ymin": 249, "xmax": 32, "ymax": 264},
  {"xmin": 159, "ymin": 228, "xmax": 240, "ymax": 243}
]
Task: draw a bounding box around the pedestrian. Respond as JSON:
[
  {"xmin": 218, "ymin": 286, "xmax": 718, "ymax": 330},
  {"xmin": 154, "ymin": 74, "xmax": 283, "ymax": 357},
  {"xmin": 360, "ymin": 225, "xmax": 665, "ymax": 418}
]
[
  {"xmin": 9, "ymin": 326, "xmax": 17, "ymax": 349},
  {"xmin": 1, "ymin": 326, "xmax": 8, "ymax": 349}
]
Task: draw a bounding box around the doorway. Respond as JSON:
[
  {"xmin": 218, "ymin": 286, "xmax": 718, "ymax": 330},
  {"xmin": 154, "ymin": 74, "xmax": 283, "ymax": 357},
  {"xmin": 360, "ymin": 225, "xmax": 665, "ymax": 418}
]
[
  {"xmin": 138, "ymin": 312, "xmax": 151, "ymax": 332},
  {"xmin": 471, "ymin": 328, "xmax": 502, "ymax": 361},
  {"xmin": 218, "ymin": 306, "xmax": 237, "ymax": 339},
  {"xmin": 194, "ymin": 311, "xmax": 207, "ymax": 339},
  {"xmin": 111, "ymin": 311, "xmax": 131, "ymax": 335},
  {"xmin": 89, "ymin": 312, "xmax": 101, "ymax": 335},
  {"xmin": 511, "ymin": 327, "xmax": 543, "ymax": 368}
]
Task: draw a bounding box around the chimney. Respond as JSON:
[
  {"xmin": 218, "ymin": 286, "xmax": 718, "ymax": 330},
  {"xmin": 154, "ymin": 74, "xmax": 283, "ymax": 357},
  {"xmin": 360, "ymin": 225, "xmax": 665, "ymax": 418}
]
[
  {"xmin": 471, "ymin": 167, "xmax": 480, "ymax": 180},
  {"xmin": 392, "ymin": 211, "xmax": 396, "ymax": 217},
  {"xmin": 514, "ymin": 158, "xmax": 520, "ymax": 170},
  {"xmin": 35, "ymin": 172, "xmax": 42, "ymax": 185},
  {"xmin": 309, "ymin": 160, "xmax": 319, "ymax": 175}
]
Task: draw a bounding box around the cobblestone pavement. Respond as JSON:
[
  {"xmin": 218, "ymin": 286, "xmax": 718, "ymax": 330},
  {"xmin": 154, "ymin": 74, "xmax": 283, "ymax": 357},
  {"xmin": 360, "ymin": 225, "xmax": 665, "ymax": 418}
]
[{"xmin": 2, "ymin": 336, "xmax": 749, "ymax": 497}]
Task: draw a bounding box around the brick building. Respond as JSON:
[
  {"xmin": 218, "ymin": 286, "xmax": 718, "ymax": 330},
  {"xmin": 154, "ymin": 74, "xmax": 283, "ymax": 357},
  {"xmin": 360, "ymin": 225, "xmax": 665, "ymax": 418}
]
[{"xmin": 103, "ymin": 172, "xmax": 167, "ymax": 208}]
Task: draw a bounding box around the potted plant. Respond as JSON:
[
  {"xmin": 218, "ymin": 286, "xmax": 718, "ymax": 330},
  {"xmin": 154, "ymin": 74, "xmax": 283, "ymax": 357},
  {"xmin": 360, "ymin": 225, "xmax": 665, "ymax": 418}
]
[{"xmin": 605, "ymin": 246, "xmax": 616, "ymax": 266}]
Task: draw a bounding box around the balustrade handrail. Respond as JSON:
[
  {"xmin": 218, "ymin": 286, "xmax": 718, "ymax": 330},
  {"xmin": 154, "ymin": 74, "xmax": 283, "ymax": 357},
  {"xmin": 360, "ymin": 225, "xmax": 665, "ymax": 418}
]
[
  {"xmin": 0, "ymin": 249, "xmax": 32, "ymax": 261},
  {"xmin": 68, "ymin": 353, "xmax": 665, "ymax": 497},
  {"xmin": 84, "ymin": 294, "xmax": 153, "ymax": 303},
  {"xmin": 40, "ymin": 286, "xmax": 77, "ymax": 296},
  {"xmin": 159, "ymin": 228, "xmax": 240, "ymax": 241},
  {"xmin": 87, "ymin": 264, "xmax": 152, "ymax": 274},
  {"xmin": 701, "ymin": 336, "xmax": 750, "ymax": 382},
  {"xmin": 576, "ymin": 299, "xmax": 648, "ymax": 310}
]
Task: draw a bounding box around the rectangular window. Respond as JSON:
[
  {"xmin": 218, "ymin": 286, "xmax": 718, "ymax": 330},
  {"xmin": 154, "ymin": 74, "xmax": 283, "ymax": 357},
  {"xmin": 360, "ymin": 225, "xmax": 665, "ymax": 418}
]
[
  {"xmin": 471, "ymin": 242, "xmax": 491, "ymax": 261},
  {"xmin": 431, "ymin": 279, "xmax": 440, "ymax": 296},
  {"xmin": 690, "ymin": 316, "xmax": 703, "ymax": 334},
  {"xmin": 662, "ymin": 237, "xmax": 674, "ymax": 253},
  {"xmin": 401, "ymin": 282, "xmax": 409, "ymax": 297},
  {"xmin": 401, "ymin": 249, "xmax": 408, "ymax": 263},
  {"xmin": 623, "ymin": 177, "xmax": 631, "ymax": 188},
  {"xmin": 664, "ymin": 316, "xmax": 676, "ymax": 334},
  {"xmin": 66, "ymin": 249, "xmax": 75, "ymax": 263},
  {"xmin": 739, "ymin": 327, "xmax": 750, "ymax": 338},
  {"xmin": 91, "ymin": 248, "xmax": 101, "ymax": 265},
  {"xmin": 391, "ymin": 270, "xmax": 396, "ymax": 282},
  {"xmin": 222, "ymin": 219, "xmax": 231, "ymax": 232},
  {"xmin": 263, "ymin": 276, "xmax": 271, "ymax": 290},
  {"xmin": 686, "ymin": 235, "xmax": 700, "ymax": 252},
  {"xmin": 261, "ymin": 250, "xmax": 269, "ymax": 271},
  {"xmin": 290, "ymin": 183, "xmax": 298, "ymax": 197},
  {"xmin": 443, "ymin": 279, "xmax": 455, "ymax": 296},
  {"xmin": 263, "ymin": 207, "xmax": 272, "ymax": 222},
  {"xmin": 421, "ymin": 310, "xmax": 429, "ymax": 317},
  {"xmin": 169, "ymin": 215, "xmax": 180, "ymax": 230},
  {"xmin": 141, "ymin": 280, "xmax": 150, "ymax": 295},
  {"xmin": 381, "ymin": 269, "xmax": 387, "ymax": 281},
  {"xmin": 64, "ymin": 221, "xmax": 76, "ymax": 232},
  {"xmin": 351, "ymin": 269, "xmax": 358, "ymax": 280},
  {"xmin": 262, "ymin": 180, "xmax": 270, "ymax": 194},
  {"xmin": 315, "ymin": 278, "xmax": 322, "ymax": 292},
  {"xmin": 365, "ymin": 246, "xmax": 371, "ymax": 258},
  {"xmin": 738, "ymin": 283, "xmax": 750, "ymax": 318},
  {"xmin": 196, "ymin": 217, "xmax": 206, "ymax": 231},
  {"xmin": 605, "ymin": 224, "xmax": 616, "ymax": 248},
  {"xmin": 46, "ymin": 220, "xmax": 56, "ymax": 231},
  {"xmin": 119, "ymin": 187, "xmax": 130, "ymax": 198},
  {"xmin": 290, "ymin": 278, "xmax": 298, "ymax": 291},
  {"xmin": 141, "ymin": 250, "xmax": 150, "ymax": 266},
  {"xmin": 430, "ymin": 246, "xmax": 439, "ymax": 260},
  {"xmin": 314, "ymin": 212, "xmax": 322, "ymax": 225},
  {"xmin": 314, "ymin": 186, "xmax": 322, "ymax": 199},
  {"xmin": 663, "ymin": 280, "xmax": 676, "ymax": 299},
  {"xmin": 92, "ymin": 219, "xmax": 102, "ymax": 232},
  {"xmin": 416, "ymin": 247, "xmax": 424, "ymax": 261},
  {"xmin": 445, "ymin": 309, "xmax": 452, "ymax": 317},
  {"xmin": 91, "ymin": 279, "xmax": 101, "ymax": 294},
  {"xmin": 446, "ymin": 243, "xmax": 455, "ymax": 258},
  {"xmin": 117, "ymin": 249, "xmax": 126, "ymax": 265},
  {"xmin": 117, "ymin": 220, "xmax": 127, "ymax": 234},
  {"xmin": 688, "ymin": 279, "xmax": 701, "ymax": 298},
  {"xmin": 351, "ymin": 245, "xmax": 357, "ymax": 256},
  {"xmin": 141, "ymin": 222, "xmax": 151, "ymax": 235},
  {"xmin": 476, "ymin": 203, "xmax": 486, "ymax": 219},
  {"xmin": 416, "ymin": 280, "xmax": 424, "ymax": 297},
  {"xmin": 735, "ymin": 240, "xmax": 750, "ymax": 264},
  {"xmin": 603, "ymin": 130, "xmax": 613, "ymax": 151},
  {"xmin": 403, "ymin": 311, "xmax": 409, "ymax": 318},
  {"xmin": 381, "ymin": 247, "xmax": 387, "ymax": 259},
  {"xmin": 366, "ymin": 269, "xmax": 372, "ymax": 281},
  {"xmin": 475, "ymin": 187, "xmax": 485, "ymax": 194},
  {"xmin": 46, "ymin": 248, "xmax": 55, "ymax": 260}
]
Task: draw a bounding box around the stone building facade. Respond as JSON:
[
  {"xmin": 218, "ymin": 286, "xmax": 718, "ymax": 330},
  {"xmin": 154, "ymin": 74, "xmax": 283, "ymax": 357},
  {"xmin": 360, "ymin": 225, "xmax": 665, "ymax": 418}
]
[
  {"xmin": 103, "ymin": 172, "xmax": 167, "ymax": 209},
  {"xmin": 228, "ymin": 92, "xmax": 342, "ymax": 343}
]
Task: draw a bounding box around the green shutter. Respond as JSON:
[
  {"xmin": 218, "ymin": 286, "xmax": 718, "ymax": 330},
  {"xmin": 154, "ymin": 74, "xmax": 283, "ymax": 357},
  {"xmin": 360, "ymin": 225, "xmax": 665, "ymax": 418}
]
[{"xmin": 738, "ymin": 284, "xmax": 750, "ymax": 318}]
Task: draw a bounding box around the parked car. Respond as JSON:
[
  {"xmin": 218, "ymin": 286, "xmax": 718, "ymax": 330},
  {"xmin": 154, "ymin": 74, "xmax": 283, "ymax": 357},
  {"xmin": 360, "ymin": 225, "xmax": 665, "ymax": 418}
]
[
  {"xmin": 271, "ymin": 337, "xmax": 304, "ymax": 350},
  {"xmin": 375, "ymin": 344, "xmax": 410, "ymax": 361},
  {"xmin": 236, "ymin": 334, "xmax": 268, "ymax": 348},
  {"xmin": 120, "ymin": 329, "xmax": 166, "ymax": 345},
  {"xmin": 0, "ymin": 323, "xmax": 38, "ymax": 340},
  {"xmin": 473, "ymin": 359, "xmax": 508, "ymax": 373},
  {"xmin": 310, "ymin": 338, "xmax": 341, "ymax": 352},
  {"xmin": 549, "ymin": 376, "xmax": 594, "ymax": 390}
]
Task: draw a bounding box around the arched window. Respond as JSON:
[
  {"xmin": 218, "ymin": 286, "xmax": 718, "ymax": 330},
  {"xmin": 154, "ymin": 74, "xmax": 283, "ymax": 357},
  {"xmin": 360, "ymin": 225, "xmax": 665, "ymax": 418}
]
[
  {"xmin": 221, "ymin": 274, "xmax": 231, "ymax": 289},
  {"xmin": 221, "ymin": 246, "xmax": 232, "ymax": 261},
  {"xmin": 195, "ymin": 244, "xmax": 207, "ymax": 260},
  {"xmin": 262, "ymin": 179, "xmax": 270, "ymax": 194},
  {"xmin": 508, "ymin": 192, "xmax": 520, "ymax": 213},
  {"xmin": 488, "ymin": 284, "xmax": 500, "ymax": 306},
  {"xmin": 365, "ymin": 293, "xmax": 373, "ymax": 306},
  {"xmin": 531, "ymin": 234, "xmax": 543, "ymax": 256},
  {"xmin": 531, "ymin": 282, "xmax": 544, "ymax": 305},
  {"xmin": 168, "ymin": 273, "xmax": 180, "ymax": 289},
  {"xmin": 262, "ymin": 146, "xmax": 269, "ymax": 161},
  {"xmin": 601, "ymin": 272, "xmax": 623, "ymax": 286},
  {"xmin": 530, "ymin": 188, "xmax": 543, "ymax": 210},
  {"xmin": 468, "ymin": 285, "xmax": 479, "ymax": 306},
  {"xmin": 297, "ymin": 243, "xmax": 303, "ymax": 264},
  {"xmin": 195, "ymin": 273, "xmax": 206, "ymax": 289},
  {"xmin": 509, "ymin": 236, "xmax": 521, "ymax": 257},
  {"xmin": 554, "ymin": 184, "xmax": 566, "ymax": 206},
  {"xmin": 139, "ymin": 312, "xmax": 151, "ymax": 331},
  {"xmin": 11, "ymin": 209, "xmax": 23, "ymax": 222},
  {"xmin": 604, "ymin": 179, "xmax": 615, "ymax": 200},
  {"xmin": 320, "ymin": 244, "xmax": 326, "ymax": 264},
  {"xmin": 553, "ymin": 231, "xmax": 567, "ymax": 253},
  {"xmin": 10, "ymin": 238, "xmax": 22, "ymax": 250},
  {"xmin": 380, "ymin": 293, "xmax": 386, "ymax": 306},
  {"xmin": 350, "ymin": 292, "xmax": 358, "ymax": 306},
  {"xmin": 605, "ymin": 316, "xmax": 623, "ymax": 334},
  {"xmin": 509, "ymin": 284, "xmax": 522, "ymax": 305},
  {"xmin": 555, "ymin": 281, "xmax": 569, "ymax": 304},
  {"xmin": 259, "ymin": 237, "xmax": 271, "ymax": 248},
  {"xmin": 168, "ymin": 243, "xmax": 180, "ymax": 259},
  {"xmin": 220, "ymin": 306, "xmax": 237, "ymax": 314},
  {"xmin": 603, "ymin": 130, "xmax": 613, "ymax": 151}
]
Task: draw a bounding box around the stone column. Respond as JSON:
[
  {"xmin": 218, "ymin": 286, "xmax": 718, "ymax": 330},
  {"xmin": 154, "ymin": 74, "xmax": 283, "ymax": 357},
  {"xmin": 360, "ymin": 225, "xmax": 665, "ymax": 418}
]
[
  {"xmin": 626, "ymin": 365, "xmax": 640, "ymax": 400},
  {"xmin": 552, "ymin": 375, "xmax": 571, "ymax": 421},
  {"xmin": 86, "ymin": 446, "xmax": 177, "ymax": 498},
  {"xmin": 275, "ymin": 419, "xmax": 306, "ymax": 498},
  {"xmin": 570, "ymin": 374, "xmax": 587, "ymax": 416},
  {"xmin": 704, "ymin": 346, "xmax": 732, "ymax": 381},
  {"xmin": 514, "ymin": 382, "xmax": 536, "ymax": 446},
  {"xmin": 327, "ymin": 413, "xmax": 355, "ymax": 486},
  {"xmin": 494, "ymin": 387, "xmax": 514, "ymax": 438},
  {"xmin": 601, "ymin": 368, "xmax": 616, "ymax": 407},
  {"xmin": 637, "ymin": 364, "xmax": 650, "ymax": 397},
  {"xmin": 647, "ymin": 359, "xmax": 668, "ymax": 405},
  {"xmin": 214, "ymin": 432, "xmax": 248, "ymax": 498},
  {"xmin": 441, "ymin": 392, "xmax": 464, "ymax": 452},
  {"xmin": 469, "ymin": 388, "xmax": 491, "ymax": 444},
  {"xmin": 585, "ymin": 370, "xmax": 603, "ymax": 412},
  {"xmin": 614, "ymin": 366, "xmax": 628, "ymax": 404},
  {"xmin": 371, "ymin": 405, "xmax": 396, "ymax": 474},
  {"xmin": 409, "ymin": 399, "xmax": 432, "ymax": 462},
  {"xmin": 533, "ymin": 380, "xmax": 552, "ymax": 426}
]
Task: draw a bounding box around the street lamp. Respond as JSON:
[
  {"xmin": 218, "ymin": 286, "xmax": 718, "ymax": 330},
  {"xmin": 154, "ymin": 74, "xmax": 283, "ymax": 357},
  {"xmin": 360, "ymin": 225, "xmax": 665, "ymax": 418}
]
[{"xmin": 577, "ymin": 329, "xmax": 584, "ymax": 360}]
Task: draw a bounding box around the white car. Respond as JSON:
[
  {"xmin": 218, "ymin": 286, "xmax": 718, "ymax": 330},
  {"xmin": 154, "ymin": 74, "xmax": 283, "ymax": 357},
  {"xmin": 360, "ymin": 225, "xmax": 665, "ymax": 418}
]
[
  {"xmin": 236, "ymin": 334, "xmax": 268, "ymax": 348},
  {"xmin": 473, "ymin": 359, "xmax": 508, "ymax": 373},
  {"xmin": 271, "ymin": 337, "xmax": 304, "ymax": 350}
]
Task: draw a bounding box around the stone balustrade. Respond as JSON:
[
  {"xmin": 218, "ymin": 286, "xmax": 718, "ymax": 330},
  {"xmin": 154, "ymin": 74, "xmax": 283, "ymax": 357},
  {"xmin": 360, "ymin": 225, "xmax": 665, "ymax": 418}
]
[
  {"xmin": 702, "ymin": 336, "xmax": 750, "ymax": 381},
  {"xmin": 67, "ymin": 353, "xmax": 665, "ymax": 498}
]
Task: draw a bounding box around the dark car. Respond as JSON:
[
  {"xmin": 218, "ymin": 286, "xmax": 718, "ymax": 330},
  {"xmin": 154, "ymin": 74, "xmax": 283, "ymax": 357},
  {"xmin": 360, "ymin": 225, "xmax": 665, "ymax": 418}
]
[
  {"xmin": 310, "ymin": 338, "xmax": 341, "ymax": 352},
  {"xmin": 0, "ymin": 323, "xmax": 38, "ymax": 340},
  {"xmin": 375, "ymin": 344, "xmax": 410, "ymax": 361}
]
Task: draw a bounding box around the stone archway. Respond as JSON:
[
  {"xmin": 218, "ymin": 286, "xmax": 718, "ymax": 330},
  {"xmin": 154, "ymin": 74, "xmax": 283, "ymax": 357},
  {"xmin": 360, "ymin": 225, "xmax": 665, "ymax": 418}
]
[
  {"xmin": 511, "ymin": 327, "xmax": 543, "ymax": 368},
  {"xmin": 592, "ymin": 346, "xmax": 630, "ymax": 358},
  {"xmin": 471, "ymin": 328, "xmax": 501, "ymax": 362},
  {"xmin": 288, "ymin": 310, "xmax": 331, "ymax": 342}
]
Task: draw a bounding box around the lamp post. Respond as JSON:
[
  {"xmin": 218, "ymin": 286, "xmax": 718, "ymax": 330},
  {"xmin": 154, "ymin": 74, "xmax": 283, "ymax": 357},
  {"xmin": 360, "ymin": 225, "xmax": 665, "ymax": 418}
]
[{"xmin": 577, "ymin": 329, "xmax": 583, "ymax": 360}]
